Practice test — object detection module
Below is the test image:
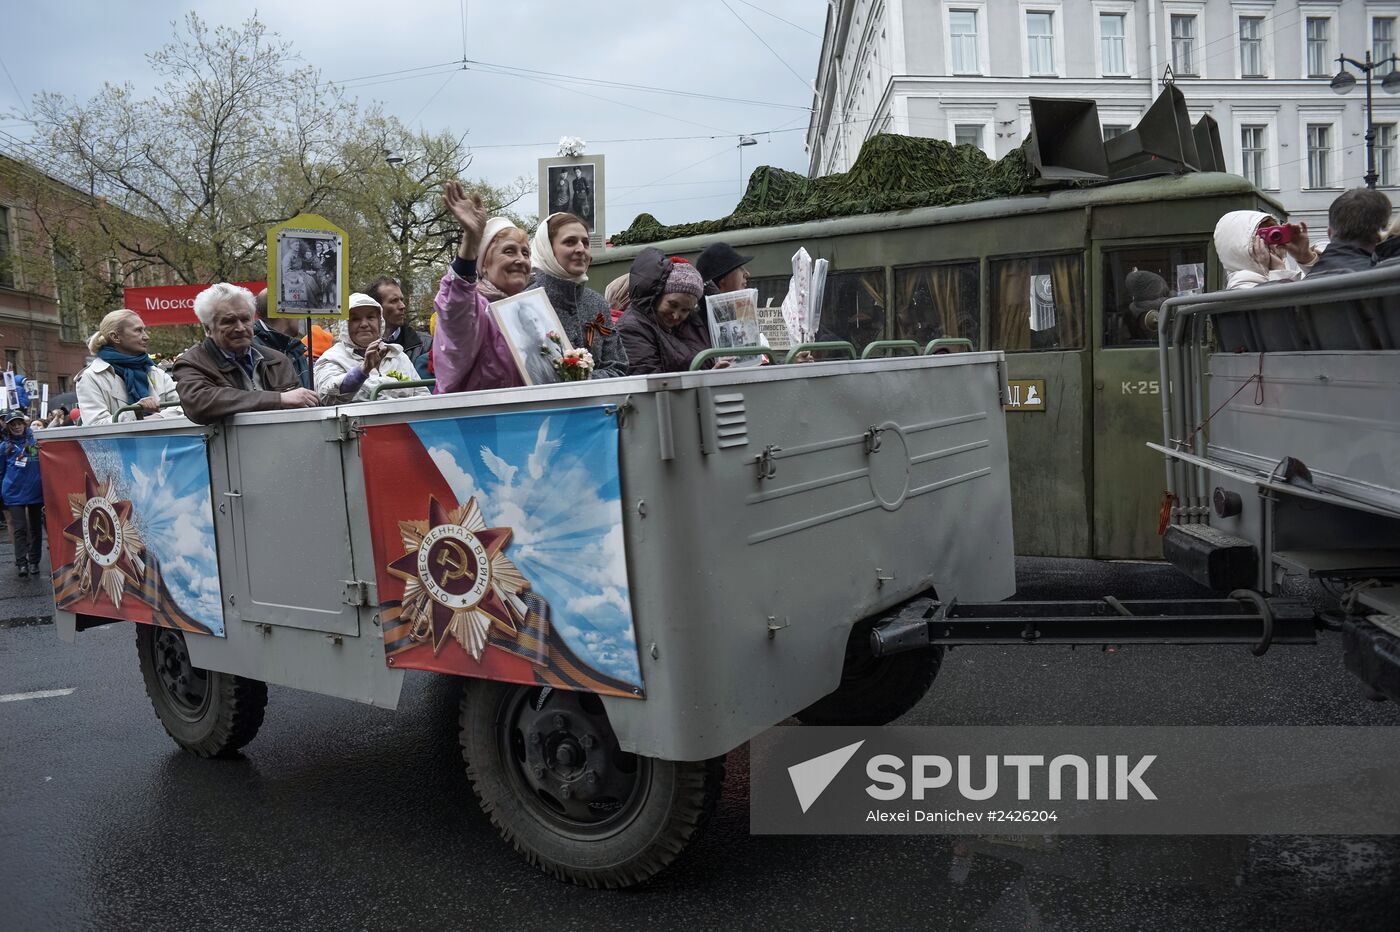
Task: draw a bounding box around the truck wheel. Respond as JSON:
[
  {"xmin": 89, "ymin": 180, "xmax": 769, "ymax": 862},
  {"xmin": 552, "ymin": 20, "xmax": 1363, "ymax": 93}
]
[
  {"xmin": 796, "ymin": 620, "xmax": 943, "ymax": 725},
  {"xmin": 135, "ymin": 625, "xmax": 267, "ymax": 758},
  {"xmin": 459, "ymin": 679, "xmax": 724, "ymax": 889}
]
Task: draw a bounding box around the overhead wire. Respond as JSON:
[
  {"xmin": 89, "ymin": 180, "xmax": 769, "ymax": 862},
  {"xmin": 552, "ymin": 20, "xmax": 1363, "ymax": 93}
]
[
  {"xmin": 719, "ymin": 0, "xmax": 814, "ymax": 93},
  {"xmin": 730, "ymin": 0, "xmax": 823, "ymax": 39}
]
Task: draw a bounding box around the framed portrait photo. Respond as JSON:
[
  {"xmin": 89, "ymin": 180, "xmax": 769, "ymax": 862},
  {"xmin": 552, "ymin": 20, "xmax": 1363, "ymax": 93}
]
[
  {"xmin": 266, "ymin": 213, "xmax": 350, "ymax": 318},
  {"xmin": 538, "ymin": 155, "xmax": 606, "ymax": 249},
  {"xmin": 489, "ymin": 288, "xmax": 574, "ymax": 386}
]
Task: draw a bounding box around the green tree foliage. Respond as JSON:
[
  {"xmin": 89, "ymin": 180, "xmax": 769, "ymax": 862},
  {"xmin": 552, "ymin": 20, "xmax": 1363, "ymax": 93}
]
[
  {"xmin": 32, "ymin": 12, "xmax": 368, "ymax": 284},
  {"xmin": 24, "ymin": 11, "xmax": 533, "ymax": 339}
]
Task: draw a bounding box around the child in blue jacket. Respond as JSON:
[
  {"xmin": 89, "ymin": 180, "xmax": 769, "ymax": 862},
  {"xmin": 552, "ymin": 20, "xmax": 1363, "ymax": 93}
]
[{"xmin": 0, "ymin": 410, "xmax": 43, "ymax": 576}]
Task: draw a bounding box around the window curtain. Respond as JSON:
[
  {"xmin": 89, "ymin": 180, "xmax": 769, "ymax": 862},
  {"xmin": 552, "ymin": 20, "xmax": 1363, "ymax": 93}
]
[{"xmin": 991, "ymin": 254, "xmax": 1083, "ymax": 351}]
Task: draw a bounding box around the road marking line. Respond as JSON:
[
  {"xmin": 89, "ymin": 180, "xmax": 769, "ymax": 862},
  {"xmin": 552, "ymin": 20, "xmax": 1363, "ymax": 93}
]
[{"xmin": 0, "ymin": 688, "xmax": 76, "ymax": 703}]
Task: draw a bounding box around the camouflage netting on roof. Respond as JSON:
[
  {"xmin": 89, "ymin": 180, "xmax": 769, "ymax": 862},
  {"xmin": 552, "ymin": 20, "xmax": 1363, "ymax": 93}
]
[{"xmin": 612, "ymin": 133, "xmax": 1037, "ymax": 246}]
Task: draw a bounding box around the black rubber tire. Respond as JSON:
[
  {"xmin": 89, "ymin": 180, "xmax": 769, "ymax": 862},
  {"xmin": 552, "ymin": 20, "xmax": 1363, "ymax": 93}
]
[
  {"xmin": 135, "ymin": 625, "xmax": 268, "ymax": 758},
  {"xmin": 795, "ymin": 620, "xmax": 943, "ymax": 726},
  {"xmin": 459, "ymin": 678, "xmax": 725, "ymax": 889}
]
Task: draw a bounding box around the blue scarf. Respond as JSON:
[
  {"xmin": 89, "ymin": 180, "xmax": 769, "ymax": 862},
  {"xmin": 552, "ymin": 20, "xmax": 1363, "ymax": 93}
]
[{"xmin": 97, "ymin": 346, "xmax": 155, "ymax": 405}]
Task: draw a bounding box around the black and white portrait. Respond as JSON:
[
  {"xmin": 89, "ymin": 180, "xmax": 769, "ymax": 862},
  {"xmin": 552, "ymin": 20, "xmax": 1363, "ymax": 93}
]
[
  {"xmin": 277, "ymin": 231, "xmax": 342, "ymax": 315},
  {"xmin": 489, "ymin": 287, "xmax": 573, "ymax": 385},
  {"xmin": 546, "ymin": 163, "xmax": 596, "ymax": 231}
]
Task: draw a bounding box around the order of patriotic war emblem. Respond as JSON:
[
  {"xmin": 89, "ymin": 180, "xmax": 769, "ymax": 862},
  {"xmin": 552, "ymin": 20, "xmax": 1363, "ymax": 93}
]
[
  {"xmin": 388, "ymin": 496, "xmax": 527, "ymax": 662},
  {"xmin": 82, "ymin": 496, "xmax": 126, "ymax": 569}
]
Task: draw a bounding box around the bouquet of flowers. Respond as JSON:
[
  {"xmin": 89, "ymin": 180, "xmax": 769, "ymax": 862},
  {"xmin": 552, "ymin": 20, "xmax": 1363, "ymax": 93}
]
[{"xmin": 543, "ymin": 331, "xmax": 594, "ymax": 382}]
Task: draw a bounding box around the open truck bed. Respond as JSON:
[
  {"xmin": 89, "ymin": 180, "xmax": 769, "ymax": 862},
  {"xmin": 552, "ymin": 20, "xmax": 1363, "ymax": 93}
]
[{"xmin": 41, "ymin": 350, "xmax": 1014, "ymax": 887}]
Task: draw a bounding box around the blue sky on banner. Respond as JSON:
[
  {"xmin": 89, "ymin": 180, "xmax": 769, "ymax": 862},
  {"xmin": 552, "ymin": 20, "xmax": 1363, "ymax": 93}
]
[
  {"xmin": 410, "ymin": 406, "xmax": 640, "ymax": 687},
  {"xmin": 0, "ymin": 2, "xmax": 824, "ymax": 235},
  {"xmin": 81, "ymin": 435, "xmax": 225, "ymax": 636}
]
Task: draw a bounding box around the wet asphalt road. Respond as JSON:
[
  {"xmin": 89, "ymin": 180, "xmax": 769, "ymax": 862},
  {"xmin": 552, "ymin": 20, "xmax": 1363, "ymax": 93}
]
[{"xmin": 3, "ymin": 545, "xmax": 1400, "ymax": 931}]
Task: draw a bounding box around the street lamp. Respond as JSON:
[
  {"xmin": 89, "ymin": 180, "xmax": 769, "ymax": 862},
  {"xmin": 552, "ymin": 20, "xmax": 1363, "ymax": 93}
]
[
  {"xmin": 1328, "ymin": 50, "xmax": 1400, "ymax": 188},
  {"xmin": 738, "ymin": 135, "xmax": 758, "ymax": 195}
]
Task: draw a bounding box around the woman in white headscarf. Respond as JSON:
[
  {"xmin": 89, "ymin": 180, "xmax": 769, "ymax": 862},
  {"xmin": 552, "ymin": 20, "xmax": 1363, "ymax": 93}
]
[
  {"xmin": 1213, "ymin": 210, "xmax": 1319, "ymax": 290},
  {"xmin": 314, "ymin": 292, "xmax": 429, "ymax": 403},
  {"xmin": 525, "ymin": 212, "xmax": 628, "ymax": 378}
]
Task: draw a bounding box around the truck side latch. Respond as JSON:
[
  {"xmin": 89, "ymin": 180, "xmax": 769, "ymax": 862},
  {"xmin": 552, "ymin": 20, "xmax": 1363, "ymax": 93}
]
[{"xmin": 343, "ymin": 580, "xmax": 374, "ymax": 606}]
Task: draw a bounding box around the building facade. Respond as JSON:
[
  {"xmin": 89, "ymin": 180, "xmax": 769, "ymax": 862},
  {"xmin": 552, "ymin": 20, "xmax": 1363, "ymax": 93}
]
[
  {"xmin": 807, "ymin": 0, "xmax": 1400, "ymax": 232},
  {"xmin": 0, "ymin": 152, "xmax": 177, "ymax": 394}
]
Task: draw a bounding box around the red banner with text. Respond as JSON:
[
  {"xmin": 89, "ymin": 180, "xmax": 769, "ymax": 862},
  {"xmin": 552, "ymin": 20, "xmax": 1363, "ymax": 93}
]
[{"xmin": 121, "ymin": 281, "xmax": 266, "ymax": 326}]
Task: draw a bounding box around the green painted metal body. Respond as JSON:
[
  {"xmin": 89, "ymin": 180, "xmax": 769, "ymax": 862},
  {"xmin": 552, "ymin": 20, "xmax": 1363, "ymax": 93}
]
[{"xmin": 594, "ymin": 175, "xmax": 1285, "ymax": 558}]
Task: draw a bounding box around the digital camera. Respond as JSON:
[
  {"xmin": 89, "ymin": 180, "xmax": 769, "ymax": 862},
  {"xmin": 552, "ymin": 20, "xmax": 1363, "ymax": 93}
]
[{"xmin": 1256, "ymin": 224, "xmax": 1293, "ymax": 246}]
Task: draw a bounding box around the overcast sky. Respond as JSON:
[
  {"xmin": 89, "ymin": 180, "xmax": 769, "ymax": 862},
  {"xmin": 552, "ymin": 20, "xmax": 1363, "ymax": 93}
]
[{"xmin": 0, "ymin": 1, "xmax": 825, "ymax": 237}]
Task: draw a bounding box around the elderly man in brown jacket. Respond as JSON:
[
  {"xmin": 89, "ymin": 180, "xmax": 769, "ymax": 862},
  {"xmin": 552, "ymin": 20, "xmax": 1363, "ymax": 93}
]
[{"xmin": 174, "ymin": 283, "xmax": 320, "ymax": 425}]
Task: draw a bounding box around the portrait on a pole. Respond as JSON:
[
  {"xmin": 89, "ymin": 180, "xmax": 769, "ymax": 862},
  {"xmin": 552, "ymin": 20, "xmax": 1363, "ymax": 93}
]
[
  {"xmin": 538, "ymin": 155, "xmax": 605, "ymax": 248},
  {"xmin": 265, "ymin": 213, "xmax": 350, "ymax": 319}
]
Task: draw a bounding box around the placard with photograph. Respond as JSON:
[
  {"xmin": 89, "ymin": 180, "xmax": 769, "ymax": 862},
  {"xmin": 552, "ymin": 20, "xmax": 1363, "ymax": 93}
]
[
  {"xmin": 265, "ymin": 213, "xmax": 350, "ymax": 318},
  {"xmin": 489, "ymin": 288, "xmax": 574, "ymax": 386},
  {"xmin": 706, "ymin": 288, "xmax": 765, "ymax": 366},
  {"xmin": 538, "ymin": 155, "xmax": 606, "ymax": 249}
]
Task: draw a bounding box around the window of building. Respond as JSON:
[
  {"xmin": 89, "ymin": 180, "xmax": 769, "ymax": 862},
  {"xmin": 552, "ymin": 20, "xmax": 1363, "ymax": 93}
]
[
  {"xmin": 53, "ymin": 247, "xmax": 82, "ymax": 344},
  {"xmin": 950, "ymin": 9, "xmax": 980, "ymax": 74},
  {"xmin": 1240, "ymin": 124, "xmax": 1267, "ymax": 188},
  {"xmin": 1102, "ymin": 124, "xmax": 1130, "ymax": 140},
  {"xmin": 1306, "ymin": 17, "xmax": 1332, "ymax": 78},
  {"xmin": 954, "ymin": 124, "xmax": 984, "ymax": 149},
  {"xmin": 1307, "ymin": 123, "xmax": 1333, "ymax": 188},
  {"xmin": 819, "ymin": 269, "xmax": 886, "ymax": 353},
  {"xmin": 1378, "ymin": 123, "xmax": 1396, "ymax": 187},
  {"xmin": 1376, "ymin": 17, "xmax": 1396, "ymax": 76},
  {"xmin": 4, "ymin": 349, "xmax": 18, "ymax": 371},
  {"xmin": 1171, "ymin": 14, "xmax": 1198, "ymax": 75},
  {"xmin": 1240, "ymin": 16, "xmax": 1265, "ymax": 77},
  {"xmin": 893, "ymin": 262, "xmax": 981, "ymax": 348},
  {"xmin": 0, "ymin": 205, "xmax": 13, "ymax": 290},
  {"xmin": 1026, "ymin": 11, "xmax": 1056, "ymax": 76},
  {"xmin": 988, "ymin": 253, "xmax": 1084, "ymax": 352},
  {"xmin": 1100, "ymin": 13, "xmax": 1126, "ymax": 75},
  {"xmin": 1102, "ymin": 244, "xmax": 1207, "ymax": 347},
  {"xmin": 57, "ymin": 375, "xmax": 70, "ymax": 393}
]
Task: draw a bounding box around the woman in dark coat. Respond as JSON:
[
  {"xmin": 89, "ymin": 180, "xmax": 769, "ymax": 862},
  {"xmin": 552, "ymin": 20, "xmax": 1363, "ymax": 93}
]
[
  {"xmin": 617, "ymin": 249, "xmax": 726, "ymax": 375},
  {"xmin": 526, "ymin": 212, "xmax": 628, "ymax": 378}
]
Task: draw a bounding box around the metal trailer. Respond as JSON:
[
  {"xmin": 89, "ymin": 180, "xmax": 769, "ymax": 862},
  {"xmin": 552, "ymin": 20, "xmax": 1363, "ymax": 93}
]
[
  {"xmin": 592, "ymin": 174, "xmax": 1286, "ymax": 562},
  {"xmin": 42, "ymin": 351, "xmax": 1016, "ymax": 887},
  {"xmin": 1153, "ymin": 262, "xmax": 1400, "ymax": 701}
]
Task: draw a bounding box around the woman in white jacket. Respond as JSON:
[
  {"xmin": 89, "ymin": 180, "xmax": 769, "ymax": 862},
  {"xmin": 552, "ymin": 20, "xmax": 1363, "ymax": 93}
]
[
  {"xmin": 314, "ymin": 292, "xmax": 430, "ymax": 404},
  {"xmin": 1213, "ymin": 210, "xmax": 1320, "ymax": 290},
  {"xmin": 75, "ymin": 309, "xmax": 182, "ymax": 424}
]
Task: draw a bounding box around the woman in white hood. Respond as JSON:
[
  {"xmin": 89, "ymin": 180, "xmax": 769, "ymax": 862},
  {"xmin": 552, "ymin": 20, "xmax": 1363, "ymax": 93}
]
[
  {"xmin": 314, "ymin": 292, "xmax": 431, "ymax": 403},
  {"xmin": 1213, "ymin": 210, "xmax": 1319, "ymax": 290}
]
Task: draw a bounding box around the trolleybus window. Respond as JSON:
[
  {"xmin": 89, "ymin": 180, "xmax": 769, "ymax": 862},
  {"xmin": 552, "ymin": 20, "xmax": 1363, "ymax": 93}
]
[
  {"xmin": 1102, "ymin": 244, "xmax": 1207, "ymax": 346},
  {"xmin": 749, "ymin": 275, "xmax": 789, "ymax": 309},
  {"xmin": 987, "ymin": 253, "xmax": 1084, "ymax": 351},
  {"xmin": 893, "ymin": 261, "xmax": 980, "ymax": 348},
  {"xmin": 819, "ymin": 268, "xmax": 886, "ymax": 351}
]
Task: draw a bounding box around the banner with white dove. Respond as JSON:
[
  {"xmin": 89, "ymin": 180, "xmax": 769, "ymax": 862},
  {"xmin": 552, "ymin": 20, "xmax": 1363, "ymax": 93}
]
[{"xmin": 359, "ymin": 406, "xmax": 643, "ymax": 698}]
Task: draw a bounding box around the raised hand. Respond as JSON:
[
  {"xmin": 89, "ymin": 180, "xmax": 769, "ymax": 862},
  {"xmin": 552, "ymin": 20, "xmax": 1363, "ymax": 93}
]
[
  {"xmin": 444, "ymin": 181, "xmax": 487, "ymax": 257},
  {"xmin": 363, "ymin": 340, "xmax": 388, "ymax": 372}
]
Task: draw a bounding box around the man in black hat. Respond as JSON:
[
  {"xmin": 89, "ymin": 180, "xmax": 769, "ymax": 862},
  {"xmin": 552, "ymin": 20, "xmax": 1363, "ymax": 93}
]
[{"xmin": 695, "ymin": 242, "xmax": 754, "ymax": 296}]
